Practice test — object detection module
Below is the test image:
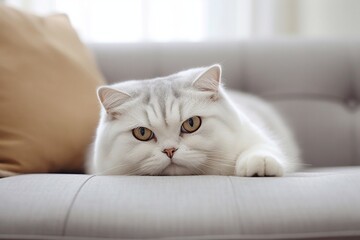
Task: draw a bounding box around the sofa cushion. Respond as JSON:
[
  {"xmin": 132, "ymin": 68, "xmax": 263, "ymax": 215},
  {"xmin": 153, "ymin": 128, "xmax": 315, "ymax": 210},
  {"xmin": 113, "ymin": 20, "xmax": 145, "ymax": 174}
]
[
  {"xmin": 0, "ymin": 5, "xmax": 104, "ymax": 176},
  {"xmin": 1, "ymin": 167, "xmax": 359, "ymax": 240}
]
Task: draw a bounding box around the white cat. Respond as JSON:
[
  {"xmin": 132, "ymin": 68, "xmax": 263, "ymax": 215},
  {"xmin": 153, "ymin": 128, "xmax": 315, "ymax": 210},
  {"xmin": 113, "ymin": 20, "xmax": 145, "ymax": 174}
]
[{"xmin": 88, "ymin": 65, "xmax": 300, "ymax": 176}]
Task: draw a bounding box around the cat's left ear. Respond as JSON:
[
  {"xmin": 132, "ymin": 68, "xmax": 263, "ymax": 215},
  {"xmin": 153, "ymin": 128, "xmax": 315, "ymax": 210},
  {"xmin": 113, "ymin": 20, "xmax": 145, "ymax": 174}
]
[
  {"xmin": 97, "ymin": 86, "xmax": 131, "ymax": 115},
  {"xmin": 192, "ymin": 64, "xmax": 222, "ymax": 93}
]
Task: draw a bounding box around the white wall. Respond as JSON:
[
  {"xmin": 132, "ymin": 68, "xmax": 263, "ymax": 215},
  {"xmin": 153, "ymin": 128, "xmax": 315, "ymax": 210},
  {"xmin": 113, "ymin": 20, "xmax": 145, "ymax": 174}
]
[
  {"xmin": 4, "ymin": 0, "xmax": 360, "ymax": 40},
  {"xmin": 298, "ymin": 0, "xmax": 360, "ymax": 37}
]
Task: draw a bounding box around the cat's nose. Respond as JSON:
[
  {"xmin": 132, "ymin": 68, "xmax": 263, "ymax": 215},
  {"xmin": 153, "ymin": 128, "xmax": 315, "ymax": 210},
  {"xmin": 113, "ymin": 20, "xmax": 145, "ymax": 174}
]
[{"xmin": 162, "ymin": 147, "xmax": 178, "ymax": 159}]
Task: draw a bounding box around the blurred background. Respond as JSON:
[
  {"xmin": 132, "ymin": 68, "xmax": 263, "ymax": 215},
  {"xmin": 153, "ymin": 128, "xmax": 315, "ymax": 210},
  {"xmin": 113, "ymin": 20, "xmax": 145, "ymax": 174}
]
[{"xmin": 3, "ymin": 0, "xmax": 360, "ymax": 43}]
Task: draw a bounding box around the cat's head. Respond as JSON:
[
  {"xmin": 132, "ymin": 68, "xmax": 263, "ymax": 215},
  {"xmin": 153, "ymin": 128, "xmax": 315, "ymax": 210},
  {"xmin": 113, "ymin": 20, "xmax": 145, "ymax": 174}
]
[{"xmin": 94, "ymin": 65, "xmax": 236, "ymax": 175}]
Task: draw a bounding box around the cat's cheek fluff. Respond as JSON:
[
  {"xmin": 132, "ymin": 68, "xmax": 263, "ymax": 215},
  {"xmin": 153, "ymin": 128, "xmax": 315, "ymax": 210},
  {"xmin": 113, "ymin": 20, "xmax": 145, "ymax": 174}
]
[
  {"xmin": 181, "ymin": 130, "xmax": 217, "ymax": 152},
  {"xmin": 173, "ymin": 150, "xmax": 208, "ymax": 174}
]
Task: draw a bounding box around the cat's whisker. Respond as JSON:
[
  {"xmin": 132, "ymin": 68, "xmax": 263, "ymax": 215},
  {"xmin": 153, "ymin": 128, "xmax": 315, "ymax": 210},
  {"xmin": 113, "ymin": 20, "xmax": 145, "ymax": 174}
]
[
  {"xmin": 123, "ymin": 165, "xmax": 147, "ymax": 176},
  {"xmin": 199, "ymin": 163, "xmax": 224, "ymax": 174},
  {"xmin": 288, "ymin": 161, "xmax": 307, "ymax": 166},
  {"xmin": 194, "ymin": 150, "xmax": 232, "ymax": 157},
  {"xmin": 185, "ymin": 161, "xmax": 206, "ymax": 175},
  {"xmin": 134, "ymin": 156, "xmax": 167, "ymax": 175},
  {"xmin": 206, "ymin": 159, "xmax": 236, "ymax": 167},
  {"xmin": 141, "ymin": 165, "xmax": 164, "ymax": 175},
  {"xmin": 202, "ymin": 159, "xmax": 236, "ymax": 172},
  {"xmin": 202, "ymin": 152, "xmax": 236, "ymax": 159},
  {"xmin": 93, "ymin": 160, "xmax": 146, "ymax": 176},
  {"xmin": 202, "ymin": 149, "xmax": 235, "ymax": 155},
  {"xmin": 205, "ymin": 163, "xmax": 235, "ymax": 170},
  {"xmin": 94, "ymin": 164, "xmax": 131, "ymax": 176}
]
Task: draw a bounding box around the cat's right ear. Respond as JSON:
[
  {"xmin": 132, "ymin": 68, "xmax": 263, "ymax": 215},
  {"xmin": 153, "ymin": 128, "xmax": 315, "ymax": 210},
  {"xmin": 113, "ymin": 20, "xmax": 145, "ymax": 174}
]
[
  {"xmin": 97, "ymin": 86, "xmax": 131, "ymax": 115},
  {"xmin": 192, "ymin": 64, "xmax": 222, "ymax": 100}
]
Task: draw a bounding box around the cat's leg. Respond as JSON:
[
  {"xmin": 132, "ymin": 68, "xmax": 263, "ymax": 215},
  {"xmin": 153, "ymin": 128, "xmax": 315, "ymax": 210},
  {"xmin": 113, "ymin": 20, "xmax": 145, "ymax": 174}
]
[{"xmin": 235, "ymin": 145, "xmax": 284, "ymax": 177}]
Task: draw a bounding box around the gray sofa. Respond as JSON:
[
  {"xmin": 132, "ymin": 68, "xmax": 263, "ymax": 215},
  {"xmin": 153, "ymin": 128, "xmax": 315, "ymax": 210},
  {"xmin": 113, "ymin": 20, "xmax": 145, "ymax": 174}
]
[{"xmin": 1, "ymin": 41, "xmax": 360, "ymax": 240}]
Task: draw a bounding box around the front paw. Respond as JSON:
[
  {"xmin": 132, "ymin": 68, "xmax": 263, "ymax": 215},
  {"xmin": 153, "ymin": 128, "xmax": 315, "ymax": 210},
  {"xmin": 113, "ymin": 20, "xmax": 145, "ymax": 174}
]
[{"xmin": 235, "ymin": 153, "xmax": 284, "ymax": 177}]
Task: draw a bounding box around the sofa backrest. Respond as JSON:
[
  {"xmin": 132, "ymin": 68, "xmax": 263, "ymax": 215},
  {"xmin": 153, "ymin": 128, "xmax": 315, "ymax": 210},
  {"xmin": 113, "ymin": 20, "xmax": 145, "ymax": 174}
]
[{"xmin": 88, "ymin": 41, "xmax": 360, "ymax": 168}]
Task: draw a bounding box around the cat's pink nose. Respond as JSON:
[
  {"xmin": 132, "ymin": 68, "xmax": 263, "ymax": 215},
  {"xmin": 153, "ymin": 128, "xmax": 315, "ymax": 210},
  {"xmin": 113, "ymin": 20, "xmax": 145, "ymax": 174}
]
[{"xmin": 162, "ymin": 147, "xmax": 178, "ymax": 159}]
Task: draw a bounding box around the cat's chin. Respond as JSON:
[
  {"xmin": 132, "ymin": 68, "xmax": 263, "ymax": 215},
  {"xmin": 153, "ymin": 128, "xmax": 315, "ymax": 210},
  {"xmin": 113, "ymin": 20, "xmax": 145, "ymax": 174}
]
[{"xmin": 160, "ymin": 163, "xmax": 193, "ymax": 176}]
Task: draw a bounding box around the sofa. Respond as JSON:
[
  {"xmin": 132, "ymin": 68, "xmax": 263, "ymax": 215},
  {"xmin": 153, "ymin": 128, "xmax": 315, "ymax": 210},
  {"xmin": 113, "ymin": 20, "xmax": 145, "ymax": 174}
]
[{"xmin": 0, "ymin": 41, "xmax": 359, "ymax": 240}]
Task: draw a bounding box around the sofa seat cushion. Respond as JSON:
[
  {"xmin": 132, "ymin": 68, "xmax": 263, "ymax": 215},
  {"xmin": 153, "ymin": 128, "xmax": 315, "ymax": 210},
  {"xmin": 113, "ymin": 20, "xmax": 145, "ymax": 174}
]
[{"xmin": 1, "ymin": 167, "xmax": 360, "ymax": 240}]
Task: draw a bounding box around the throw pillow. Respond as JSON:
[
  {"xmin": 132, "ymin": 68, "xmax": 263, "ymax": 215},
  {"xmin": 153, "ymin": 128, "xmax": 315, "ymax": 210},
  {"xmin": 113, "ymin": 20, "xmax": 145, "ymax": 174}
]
[{"xmin": 0, "ymin": 5, "xmax": 104, "ymax": 177}]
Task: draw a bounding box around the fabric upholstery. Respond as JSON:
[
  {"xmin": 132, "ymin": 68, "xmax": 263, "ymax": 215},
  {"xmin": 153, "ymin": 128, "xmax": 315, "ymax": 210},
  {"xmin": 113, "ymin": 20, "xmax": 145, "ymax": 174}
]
[
  {"xmin": 1, "ymin": 169, "xmax": 360, "ymax": 240},
  {"xmin": 0, "ymin": 174, "xmax": 90, "ymax": 236},
  {"xmin": 0, "ymin": 5, "xmax": 104, "ymax": 176},
  {"xmin": 89, "ymin": 41, "xmax": 360, "ymax": 167}
]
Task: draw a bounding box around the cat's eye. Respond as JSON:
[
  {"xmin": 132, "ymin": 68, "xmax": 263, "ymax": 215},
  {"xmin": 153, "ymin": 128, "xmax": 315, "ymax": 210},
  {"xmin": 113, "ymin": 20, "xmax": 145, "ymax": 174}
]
[
  {"xmin": 132, "ymin": 127, "xmax": 154, "ymax": 141},
  {"xmin": 181, "ymin": 116, "xmax": 202, "ymax": 133}
]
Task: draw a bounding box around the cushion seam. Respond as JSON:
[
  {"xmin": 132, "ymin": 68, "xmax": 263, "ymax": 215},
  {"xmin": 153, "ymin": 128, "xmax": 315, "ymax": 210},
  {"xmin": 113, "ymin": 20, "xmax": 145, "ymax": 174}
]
[
  {"xmin": 61, "ymin": 175, "xmax": 96, "ymax": 236},
  {"xmin": 227, "ymin": 176, "xmax": 243, "ymax": 231},
  {"xmin": 2, "ymin": 230, "xmax": 360, "ymax": 240}
]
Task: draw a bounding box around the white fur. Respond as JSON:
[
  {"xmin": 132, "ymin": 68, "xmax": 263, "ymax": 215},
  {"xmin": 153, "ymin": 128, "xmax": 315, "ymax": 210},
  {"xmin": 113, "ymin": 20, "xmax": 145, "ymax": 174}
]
[{"xmin": 87, "ymin": 65, "xmax": 300, "ymax": 176}]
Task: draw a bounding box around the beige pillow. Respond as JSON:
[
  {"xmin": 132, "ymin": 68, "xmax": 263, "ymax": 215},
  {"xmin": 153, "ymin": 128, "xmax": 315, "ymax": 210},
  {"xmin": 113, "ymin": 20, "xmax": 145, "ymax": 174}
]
[{"xmin": 0, "ymin": 5, "xmax": 104, "ymax": 176}]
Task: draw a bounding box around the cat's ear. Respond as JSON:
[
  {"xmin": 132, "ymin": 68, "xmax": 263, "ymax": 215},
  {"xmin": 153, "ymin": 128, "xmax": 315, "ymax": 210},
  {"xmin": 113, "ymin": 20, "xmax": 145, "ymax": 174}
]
[
  {"xmin": 97, "ymin": 86, "xmax": 131, "ymax": 114},
  {"xmin": 192, "ymin": 64, "xmax": 222, "ymax": 93}
]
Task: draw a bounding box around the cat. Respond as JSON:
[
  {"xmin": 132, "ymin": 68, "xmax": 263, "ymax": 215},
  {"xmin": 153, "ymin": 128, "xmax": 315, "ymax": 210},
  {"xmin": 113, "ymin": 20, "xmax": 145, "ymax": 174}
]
[{"xmin": 87, "ymin": 64, "xmax": 300, "ymax": 176}]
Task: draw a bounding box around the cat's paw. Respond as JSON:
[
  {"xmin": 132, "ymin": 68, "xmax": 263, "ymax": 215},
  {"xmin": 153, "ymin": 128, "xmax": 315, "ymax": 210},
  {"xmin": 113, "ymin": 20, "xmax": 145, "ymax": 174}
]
[{"xmin": 235, "ymin": 153, "xmax": 284, "ymax": 177}]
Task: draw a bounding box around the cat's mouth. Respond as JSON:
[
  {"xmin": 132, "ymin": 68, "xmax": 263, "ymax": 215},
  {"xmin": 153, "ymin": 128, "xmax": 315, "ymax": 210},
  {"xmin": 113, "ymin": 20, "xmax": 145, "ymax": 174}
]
[
  {"xmin": 160, "ymin": 162, "xmax": 189, "ymax": 175},
  {"xmin": 163, "ymin": 162, "xmax": 180, "ymax": 170}
]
